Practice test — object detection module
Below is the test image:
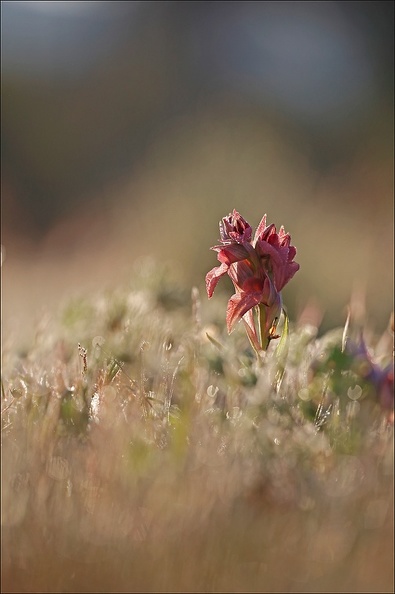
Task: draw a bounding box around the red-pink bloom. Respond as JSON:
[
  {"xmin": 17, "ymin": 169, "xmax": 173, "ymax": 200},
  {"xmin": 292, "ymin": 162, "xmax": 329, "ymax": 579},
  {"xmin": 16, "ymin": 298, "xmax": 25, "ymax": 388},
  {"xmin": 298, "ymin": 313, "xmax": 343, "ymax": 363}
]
[
  {"xmin": 206, "ymin": 210, "xmax": 299, "ymax": 351},
  {"xmin": 253, "ymin": 214, "xmax": 300, "ymax": 294},
  {"xmin": 219, "ymin": 210, "xmax": 252, "ymax": 244}
]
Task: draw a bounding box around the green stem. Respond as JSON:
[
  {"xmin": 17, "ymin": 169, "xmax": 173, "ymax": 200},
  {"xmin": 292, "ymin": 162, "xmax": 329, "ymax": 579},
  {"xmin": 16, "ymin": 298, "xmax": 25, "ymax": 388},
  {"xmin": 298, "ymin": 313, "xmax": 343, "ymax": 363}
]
[{"xmin": 258, "ymin": 304, "xmax": 269, "ymax": 351}]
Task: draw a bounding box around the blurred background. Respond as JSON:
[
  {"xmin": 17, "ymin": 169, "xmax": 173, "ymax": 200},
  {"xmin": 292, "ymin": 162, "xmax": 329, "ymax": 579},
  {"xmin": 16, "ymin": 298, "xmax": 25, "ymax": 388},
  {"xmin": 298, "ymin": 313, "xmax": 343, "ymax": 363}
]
[{"xmin": 2, "ymin": 0, "xmax": 393, "ymax": 345}]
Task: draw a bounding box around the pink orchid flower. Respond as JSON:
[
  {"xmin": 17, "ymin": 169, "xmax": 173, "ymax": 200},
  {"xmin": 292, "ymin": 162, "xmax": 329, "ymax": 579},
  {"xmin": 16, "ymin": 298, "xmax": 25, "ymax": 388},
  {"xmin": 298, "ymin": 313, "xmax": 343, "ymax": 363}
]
[{"xmin": 206, "ymin": 210, "xmax": 299, "ymax": 352}]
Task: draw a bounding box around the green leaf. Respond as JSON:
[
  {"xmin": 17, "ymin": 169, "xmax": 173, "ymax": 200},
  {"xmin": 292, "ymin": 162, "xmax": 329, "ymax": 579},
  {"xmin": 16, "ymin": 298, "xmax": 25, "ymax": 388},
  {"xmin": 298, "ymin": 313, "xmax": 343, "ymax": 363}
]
[
  {"xmin": 258, "ymin": 304, "xmax": 267, "ymax": 351},
  {"xmin": 206, "ymin": 332, "xmax": 224, "ymax": 351},
  {"xmin": 276, "ymin": 308, "xmax": 289, "ymax": 359}
]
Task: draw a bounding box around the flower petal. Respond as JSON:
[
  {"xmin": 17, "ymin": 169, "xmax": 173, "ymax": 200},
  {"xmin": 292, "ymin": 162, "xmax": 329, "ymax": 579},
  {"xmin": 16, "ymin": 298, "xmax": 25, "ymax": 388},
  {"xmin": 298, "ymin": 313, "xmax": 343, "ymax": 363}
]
[
  {"xmin": 220, "ymin": 210, "xmax": 252, "ymax": 244},
  {"xmin": 257, "ymin": 223, "xmax": 276, "ymax": 243},
  {"xmin": 205, "ymin": 262, "xmax": 229, "ymax": 298},
  {"xmin": 217, "ymin": 244, "xmax": 250, "ymax": 265},
  {"xmin": 226, "ymin": 290, "xmax": 262, "ymax": 333},
  {"xmin": 242, "ymin": 309, "xmax": 262, "ymax": 353},
  {"xmin": 256, "ymin": 239, "xmax": 298, "ymax": 291},
  {"xmin": 261, "ymin": 293, "xmax": 282, "ymax": 338},
  {"xmin": 260, "ymin": 275, "xmax": 280, "ymax": 308},
  {"xmin": 227, "ymin": 260, "xmax": 255, "ymax": 290},
  {"xmin": 253, "ymin": 214, "xmax": 267, "ymax": 244}
]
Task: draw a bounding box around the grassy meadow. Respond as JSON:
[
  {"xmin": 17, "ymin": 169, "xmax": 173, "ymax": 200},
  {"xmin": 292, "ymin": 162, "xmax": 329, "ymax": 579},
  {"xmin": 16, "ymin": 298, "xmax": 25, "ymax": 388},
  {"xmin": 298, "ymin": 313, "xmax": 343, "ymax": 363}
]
[
  {"xmin": 1, "ymin": 260, "xmax": 393, "ymax": 592},
  {"xmin": 2, "ymin": 4, "xmax": 393, "ymax": 592}
]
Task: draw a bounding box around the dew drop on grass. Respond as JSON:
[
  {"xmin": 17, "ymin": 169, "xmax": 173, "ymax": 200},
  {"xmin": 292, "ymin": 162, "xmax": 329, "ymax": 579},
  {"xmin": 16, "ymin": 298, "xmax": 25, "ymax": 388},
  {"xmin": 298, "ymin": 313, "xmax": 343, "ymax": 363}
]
[
  {"xmin": 164, "ymin": 339, "xmax": 173, "ymax": 351},
  {"xmin": 90, "ymin": 392, "xmax": 100, "ymax": 422},
  {"xmin": 92, "ymin": 336, "xmax": 105, "ymax": 349},
  {"xmin": 10, "ymin": 379, "xmax": 28, "ymax": 399},
  {"xmin": 298, "ymin": 388, "xmax": 310, "ymax": 401},
  {"xmin": 347, "ymin": 385, "xmax": 362, "ymax": 400},
  {"xmin": 102, "ymin": 385, "xmax": 117, "ymax": 402},
  {"xmin": 207, "ymin": 385, "xmax": 219, "ymax": 398}
]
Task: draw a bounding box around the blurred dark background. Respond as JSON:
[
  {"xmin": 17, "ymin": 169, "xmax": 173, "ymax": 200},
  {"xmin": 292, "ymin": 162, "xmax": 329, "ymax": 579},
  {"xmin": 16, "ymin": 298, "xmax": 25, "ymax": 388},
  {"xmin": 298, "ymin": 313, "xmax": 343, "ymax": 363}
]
[{"xmin": 2, "ymin": 0, "xmax": 394, "ymax": 341}]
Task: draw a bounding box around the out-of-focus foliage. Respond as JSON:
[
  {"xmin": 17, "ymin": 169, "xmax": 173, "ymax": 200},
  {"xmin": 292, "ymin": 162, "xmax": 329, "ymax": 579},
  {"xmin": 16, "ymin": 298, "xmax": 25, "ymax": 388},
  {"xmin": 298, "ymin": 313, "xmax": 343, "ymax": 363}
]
[{"xmin": 2, "ymin": 263, "xmax": 393, "ymax": 592}]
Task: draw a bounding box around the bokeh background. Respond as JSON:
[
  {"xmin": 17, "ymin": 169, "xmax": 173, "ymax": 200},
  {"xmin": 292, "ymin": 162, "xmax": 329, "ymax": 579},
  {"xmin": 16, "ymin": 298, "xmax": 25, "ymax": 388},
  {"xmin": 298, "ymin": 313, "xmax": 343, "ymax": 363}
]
[{"xmin": 2, "ymin": 0, "xmax": 393, "ymax": 345}]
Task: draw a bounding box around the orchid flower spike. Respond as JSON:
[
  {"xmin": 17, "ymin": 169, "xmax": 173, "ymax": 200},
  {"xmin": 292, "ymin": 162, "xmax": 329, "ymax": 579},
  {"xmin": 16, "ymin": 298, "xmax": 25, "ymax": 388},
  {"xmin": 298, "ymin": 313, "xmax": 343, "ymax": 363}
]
[{"xmin": 206, "ymin": 210, "xmax": 299, "ymax": 353}]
